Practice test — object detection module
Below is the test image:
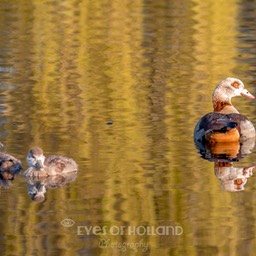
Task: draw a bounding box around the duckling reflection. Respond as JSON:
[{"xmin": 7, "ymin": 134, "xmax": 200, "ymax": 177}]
[
  {"xmin": 24, "ymin": 147, "xmax": 78, "ymax": 178},
  {"xmin": 25, "ymin": 171, "xmax": 78, "ymax": 202},
  {"xmin": 214, "ymin": 162, "xmax": 255, "ymax": 192}
]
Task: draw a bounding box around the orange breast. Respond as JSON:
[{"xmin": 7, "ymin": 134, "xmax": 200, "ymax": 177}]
[{"xmin": 205, "ymin": 128, "xmax": 240, "ymax": 143}]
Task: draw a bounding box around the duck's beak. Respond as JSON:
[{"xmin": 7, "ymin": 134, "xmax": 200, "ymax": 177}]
[{"xmin": 241, "ymin": 88, "xmax": 255, "ymax": 99}]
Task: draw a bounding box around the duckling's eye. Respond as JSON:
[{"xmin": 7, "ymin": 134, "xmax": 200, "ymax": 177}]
[
  {"xmin": 231, "ymin": 81, "xmax": 240, "ymax": 89},
  {"xmin": 30, "ymin": 154, "xmax": 36, "ymax": 159}
]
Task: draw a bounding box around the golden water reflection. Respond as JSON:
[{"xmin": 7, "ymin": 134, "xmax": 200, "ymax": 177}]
[{"xmin": 0, "ymin": 0, "xmax": 256, "ymax": 255}]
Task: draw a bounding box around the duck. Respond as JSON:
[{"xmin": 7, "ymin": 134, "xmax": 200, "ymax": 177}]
[
  {"xmin": 194, "ymin": 77, "xmax": 256, "ymax": 144},
  {"xmin": 24, "ymin": 147, "xmax": 78, "ymax": 178},
  {"xmin": 0, "ymin": 151, "xmax": 22, "ymax": 180}
]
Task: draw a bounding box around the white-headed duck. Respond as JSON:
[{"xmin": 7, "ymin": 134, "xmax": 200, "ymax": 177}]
[{"xmin": 194, "ymin": 78, "xmax": 255, "ymax": 144}]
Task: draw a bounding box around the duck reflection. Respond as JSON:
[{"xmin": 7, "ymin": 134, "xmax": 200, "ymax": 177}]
[
  {"xmin": 194, "ymin": 139, "xmax": 255, "ymax": 191},
  {"xmin": 195, "ymin": 136, "xmax": 255, "ymax": 162},
  {"xmin": 214, "ymin": 162, "xmax": 255, "ymax": 192},
  {"xmin": 24, "ymin": 172, "xmax": 78, "ymax": 202}
]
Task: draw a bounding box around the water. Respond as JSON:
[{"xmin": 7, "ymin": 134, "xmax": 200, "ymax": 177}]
[{"xmin": 1, "ymin": 0, "xmax": 256, "ymax": 255}]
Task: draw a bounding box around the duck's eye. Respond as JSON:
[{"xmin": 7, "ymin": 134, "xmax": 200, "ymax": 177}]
[
  {"xmin": 231, "ymin": 81, "xmax": 240, "ymax": 88},
  {"xmin": 234, "ymin": 178, "xmax": 243, "ymax": 185}
]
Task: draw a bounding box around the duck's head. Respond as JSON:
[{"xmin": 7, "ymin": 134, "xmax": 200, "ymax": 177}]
[
  {"xmin": 212, "ymin": 78, "xmax": 254, "ymax": 113},
  {"xmin": 213, "ymin": 77, "xmax": 254, "ymax": 100},
  {"xmin": 26, "ymin": 147, "xmax": 45, "ymax": 169}
]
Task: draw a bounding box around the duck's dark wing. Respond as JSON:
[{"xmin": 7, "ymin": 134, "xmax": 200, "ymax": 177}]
[
  {"xmin": 194, "ymin": 112, "xmax": 252, "ymax": 143},
  {"xmin": 196, "ymin": 113, "xmax": 247, "ymax": 132}
]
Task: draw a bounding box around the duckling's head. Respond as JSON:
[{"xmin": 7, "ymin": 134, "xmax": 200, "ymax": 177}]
[{"xmin": 26, "ymin": 147, "xmax": 45, "ymax": 169}]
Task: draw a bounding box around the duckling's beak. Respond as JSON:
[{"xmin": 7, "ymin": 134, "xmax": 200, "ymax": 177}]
[
  {"xmin": 241, "ymin": 88, "xmax": 255, "ymax": 99},
  {"xmin": 35, "ymin": 160, "xmax": 44, "ymax": 169}
]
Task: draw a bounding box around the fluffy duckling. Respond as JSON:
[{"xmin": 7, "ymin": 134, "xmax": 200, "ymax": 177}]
[
  {"xmin": 24, "ymin": 147, "xmax": 78, "ymax": 178},
  {"xmin": 0, "ymin": 151, "xmax": 22, "ymax": 180}
]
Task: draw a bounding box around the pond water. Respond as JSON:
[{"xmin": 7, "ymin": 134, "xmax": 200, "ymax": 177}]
[{"xmin": 1, "ymin": 0, "xmax": 256, "ymax": 255}]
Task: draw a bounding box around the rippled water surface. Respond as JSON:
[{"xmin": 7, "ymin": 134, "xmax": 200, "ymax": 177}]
[{"xmin": 1, "ymin": 0, "xmax": 256, "ymax": 255}]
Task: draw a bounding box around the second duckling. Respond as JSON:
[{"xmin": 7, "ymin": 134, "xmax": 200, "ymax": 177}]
[{"xmin": 24, "ymin": 147, "xmax": 78, "ymax": 178}]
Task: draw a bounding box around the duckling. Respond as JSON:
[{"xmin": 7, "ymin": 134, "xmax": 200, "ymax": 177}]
[
  {"xmin": 24, "ymin": 147, "xmax": 78, "ymax": 178},
  {"xmin": 0, "ymin": 151, "xmax": 22, "ymax": 180}
]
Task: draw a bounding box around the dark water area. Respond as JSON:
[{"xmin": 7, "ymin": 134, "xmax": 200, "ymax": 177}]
[{"xmin": 1, "ymin": 0, "xmax": 256, "ymax": 255}]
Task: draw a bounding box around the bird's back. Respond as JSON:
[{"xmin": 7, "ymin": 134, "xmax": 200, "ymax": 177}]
[
  {"xmin": 44, "ymin": 155, "xmax": 78, "ymax": 175},
  {"xmin": 194, "ymin": 112, "xmax": 255, "ymax": 142}
]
